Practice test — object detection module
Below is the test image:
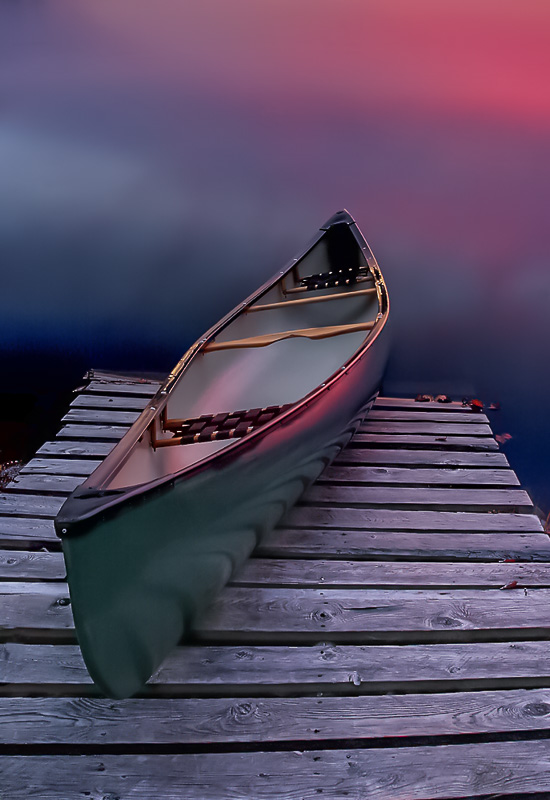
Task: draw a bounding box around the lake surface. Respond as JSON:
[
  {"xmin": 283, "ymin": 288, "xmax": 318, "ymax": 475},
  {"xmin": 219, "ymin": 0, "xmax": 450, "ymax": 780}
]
[{"xmin": 1, "ymin": 1, "xmax": 549, "ymax": 512}]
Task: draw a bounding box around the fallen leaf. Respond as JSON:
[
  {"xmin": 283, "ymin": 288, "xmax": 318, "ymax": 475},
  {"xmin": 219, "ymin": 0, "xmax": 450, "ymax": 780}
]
[
  {"xmin": 495, "ymin": 433, "xmax": 513, "ymax": 445},
  {"xmin": 415, "ymin": 394, "xmax": 433, "ymax": 403},
  {"xmin": 435, "ymin": 394, "xmax": 452, "ymax": 403},
  {"xmin": 435, "ymin": 436, "xmax": 447, "ymax": 442},
  {"xmin": 469, "ymin": 399, "xmax": 484, "ymax": 412},
  {"xmin": 489, "ymin": 402, "xmax": 501, "ymax": 411},
  {"xmin": 499, "ymin": 581, "xmax": 518, "ymax": 590}
]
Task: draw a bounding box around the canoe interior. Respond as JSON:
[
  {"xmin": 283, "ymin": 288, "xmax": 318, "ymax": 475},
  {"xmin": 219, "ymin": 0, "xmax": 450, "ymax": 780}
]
[{"xmin": 106, "ymin": 223, "xmax": 382, "ymax": 490}]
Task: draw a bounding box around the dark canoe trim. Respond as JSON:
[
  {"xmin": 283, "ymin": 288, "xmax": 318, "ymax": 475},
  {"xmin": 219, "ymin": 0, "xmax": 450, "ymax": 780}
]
[{"xmin": 56, "ymin": 211, "xmax": 389, "ymax": 537}]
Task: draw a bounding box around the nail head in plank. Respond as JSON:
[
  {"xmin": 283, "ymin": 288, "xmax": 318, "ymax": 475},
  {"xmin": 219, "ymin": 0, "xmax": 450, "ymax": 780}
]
[
  {"xmin": 258, "ymin": 529, "xmax": 550, "ymax": 561},
  {"xmin": 5, "ymin": 741, "xmax": 550, "ymax": 799},
  {"xmin": 321, "ymin": 466, "xmax": 520, "ymax": 485},
  {"xmin": 336, "ymin": 449, "xmax": 509, "ymax": 466},
  {"xmin": 304, "ymin": 485, "xmax": 532, "ymax": 508},
  {"xmin": 286, "ymin": 507, "xmax": 544, "ymax": 531}
]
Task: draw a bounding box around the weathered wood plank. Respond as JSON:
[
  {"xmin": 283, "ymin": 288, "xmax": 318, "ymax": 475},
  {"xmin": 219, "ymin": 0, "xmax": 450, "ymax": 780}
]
[
  {"xmin": 304, "ymin": 485, "xmax": 532, "ymax": 508},
  {"xmin": 367, "ymin": 409, "xmax": 490, "ymax": 423},
  {"xmin": 56, "ymin": 424, "xmax": 129, "ymax": 440},
  {"xmin": 5, "ymin": 474, "xmax": 85, "ymax": 494},
  {"xmin": 6, "ymin": 584, "xmax": 550, "ymax": 643},
  {"xmin": 5, "ymin": 741, "xmax": 550, "ymax": 799},
  {"xmin": 37, "ymin": 440, "xmax": 116, "ymax": 458},
  {"xmin": 85, "ymin": 380, "xmax": 158, "ymax": 396},
  {"xmin": 62, "ymin": 408, "xmax": 141, "ymax": 425},
  {"xmin": 4, "ymin": 688, "xmax": 550, "ymax": 745},
  {"xmin": 351, "ymin": 433, "xmax": 499, "ymax": 450},
  {"xmin": 233, "ymin": 558, "xmax": 550, "ymax": 588},
  {"xmin": 258, "ymin": 529, "xmax": 550, "ymax": 561},
  {"xmin": 4, "ymin": 640, "xmax": 550, "ymax": 693},
  {"xmin": 336, "ymin": 448, "xmax": 509, "ymax": 466},
  {"xmin": 0, "ymin": 494, "xmax": 65, "ymax": 518},
  {"xmin": 361, "ymin": 421, "xmax": 493, "ymax": 436},
  {"xmin": 0, "ymin": 550, "xmax": 65, "ymax": 580},
  {"xmin": 374, "ymin": 396, "xmax": 475, "ymax": 410},
  {"xmin": 287, "ymin": 506, "xmax": 544, "ymax": 531},
  {"xmin": 197, "ymin": 586, "xmax": 550, "ymax": 642},
  {"xmin": 20, "ymin": 458, "xmax": 102, "ymax": 476},
  {"xmin": 0, "ymin": 516, "xmax": 58, "ymax": 545},
  {"xmin": 321, "ymin": 466, "xmax": 520, "ymax": 485},
  {"xmin": 70, "ymin": 394, "xmax": 150, "ymax": 410}
]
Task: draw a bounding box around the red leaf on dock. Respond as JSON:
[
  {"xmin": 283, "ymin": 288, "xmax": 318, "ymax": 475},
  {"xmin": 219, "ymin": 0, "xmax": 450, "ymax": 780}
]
[
  {"xmin": 495, "ymin": 433, "xmax": 512, "ymax": 445},
  {"xmin": 499, "ymin": 581, "xmax": 518, "ymax": 590},
  {"xmin": 469, "ymin": 399, "xmax": 484, "ymax": 412}
]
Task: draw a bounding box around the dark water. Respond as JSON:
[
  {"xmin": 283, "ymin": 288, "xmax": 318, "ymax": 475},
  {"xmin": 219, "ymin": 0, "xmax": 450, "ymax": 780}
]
[{"xmin": 1, "ymin": 2, "xmax": 549, "ymax": 513}]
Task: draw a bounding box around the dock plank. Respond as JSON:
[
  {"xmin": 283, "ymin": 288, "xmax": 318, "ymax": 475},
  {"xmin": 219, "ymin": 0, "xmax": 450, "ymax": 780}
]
[
  {"xmin": 62, "ymin": 408, "xmax": 141, "ymax": 425},
  {"xmin": 4, "ymin": 640, "xmax": 550, "ymax": 694},
  {"xmin": 336, "ymin": 448, "xmax": 509, "ymax": 466},
  {"xmin": 305, "ymin": 485, "xmax": 532, "ymax": 508},
  {"xmin": 70, "ymin": 394, "xmax": 150, "ymax": 410},
  {"xmin": 4, "ymin": 688, "xmax": 550, "ymax": 745},
  {"xmin": 5, "ymin": 474, "xmax": 85, "ymax": 494},
  {"xmin": 37, "ymin": 440, "xmax": 116, "ymax": 457},
  {"xmin": 0, "ymin": 517, "xmax": 58, "ymax": 546},
  {"xmin": 0, "ymin": 494, "xmax": 65, "ymax": 518},
  {"xmin": 321, "ymin": 466, "xmax": 520, "ymax": 485},
  {"xmin": 4, "ymin": 741, "xmax": 550, "ymax": 799},
  {"xmin": 287, "ymin": 506, "xmax": 543, "ymax": 531},
  {"xmin": 0, "ymin": 550, "xmax": 65, "ymax": 581},
  {"xmin": 351, "ymin": 433, "xmax": 499, "ymax": 450},
  {"xmin": 20, "ymin": 458, "xmax": 102, "ymax": 476},
  {"xmin": 374, "ymin": 396, "xmax": 476, "ymax": 410},
  {"xmin": 233, "ymin": 558, "xmax": 550, "ymax": 588},
  {"xmin": 85, "ymin": 380, "xmax": 159, "ymax": 396},
  {"xmin": 6, "ymin": 584, "xmax": 550, "ymax": 644},
  {"xmin": 367, "ymin": 409, "xmax": 490, "ymax": 423},
  {"xmin": 56, "ymin": 424, "xmax": 130, "ymax": 440},
  {"xmin": 258, "ymin": 529, "xmax": 550, "ymax": 561},
  {"xmin": 361, "ymin": 421, "xmax": 493, "ymax": 436}
]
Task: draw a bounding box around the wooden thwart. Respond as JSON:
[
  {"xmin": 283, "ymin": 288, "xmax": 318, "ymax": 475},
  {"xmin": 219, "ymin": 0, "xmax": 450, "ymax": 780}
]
[
  {"xmin": 249, "ymin": 286, "xmax": 376, "ymax": 311},
  {"xmin": 204, "ymin": 321, "xmax": 375, "ymax": 351}
]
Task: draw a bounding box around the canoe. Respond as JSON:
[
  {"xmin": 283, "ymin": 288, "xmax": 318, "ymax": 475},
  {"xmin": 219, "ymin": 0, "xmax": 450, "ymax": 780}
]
[{"xmin": 55, "ymin": 210, "xmax": 390, "ymax": 698}]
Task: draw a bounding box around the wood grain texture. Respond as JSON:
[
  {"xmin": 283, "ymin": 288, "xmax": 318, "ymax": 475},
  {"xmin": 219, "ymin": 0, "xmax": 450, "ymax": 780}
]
[
  {"xmin": 0, "ymin": 494, "xmax": 65, "ymax": 518},
  {"xmin": 321, "ymin": 465, "xmax": 520, "ymax": 485},
  {"xmin": 62, "ymin": 408, "xmax": 141, "ymax": 425},
  {"xmin": 7, "ymin": 584, "xmax": 550, "ymax": 643},
  {"xmin": 367, "ymin": 410, "xmax": 490, "ymax": 423},
  {"xmin": 36, "ymin": 440, "xmax": 115, "ymax": 458},
  {"xmin": 233, "ymin": 558, "xmax": 550, "ymax": 588},
  {"xmin": 20, "ymin": 458, "xmax": 102, "ymax": 476},
  {"xmin": 351, "ymin": 433, "xmax": 499, "ymax": 450},
  {"xmin": 85, "ymin": 380, "xmax": 158, "ymax": 396},
  {"xmin": 360, "ymin": 421, "xmax": 493, "ymax": 435},
  {"xmin": 374, "ymin": 396, "xmax": 477, "ymax": 411},
  {"xmin": 4, "ymin": 741, "xmax": 550, "ymax": 798},
  {"xmin": 335, "ymin": 448, "xmax": 509, "ymax": 466},
  {"xmin": 5, "ymin": 474, "xmax": 85, "ymax": 494},
  {"xmin": 70, "ymin": 394, "xmax": 150, "ymax": 410},
  {"xmin": 258, "ymin": 529, "xmax": 550, "ymax": 561},
  {"xmin": 56, "ymin": 424, "xmax": 130, "ymax": 440},
  {"xmin": 0, "ymin": 550, "xmax": 65, "ymax": 580},
  {"xmin": 3, "ymin": 688, "xmax": 550, "ymax": 745},
  {"xmin": 4, "ymin": 640, "xmax": 550, "ymax": 693},
  {"xmin": 304, "ymin": 485, "xmax": 532, "ymax": 508},
  {"xmin": 286, "ymin": 506, "xmax": 543, "ymax": 531},
  {"xmin": 0, "ymin": 516, "xmax": 58, "ymax": 545}
]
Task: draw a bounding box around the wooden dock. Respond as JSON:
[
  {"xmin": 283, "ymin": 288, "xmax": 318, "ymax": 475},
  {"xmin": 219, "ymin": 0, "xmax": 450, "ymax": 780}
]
[{"xmin": 2, "ymin": 372, "xmax": 550, "ymax": 798}]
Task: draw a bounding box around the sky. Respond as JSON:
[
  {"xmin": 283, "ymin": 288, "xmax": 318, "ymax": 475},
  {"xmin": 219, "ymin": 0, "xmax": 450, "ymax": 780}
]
[{"xmin": 1, "ymin": 0, "xmax": 549, "ymax": 507}]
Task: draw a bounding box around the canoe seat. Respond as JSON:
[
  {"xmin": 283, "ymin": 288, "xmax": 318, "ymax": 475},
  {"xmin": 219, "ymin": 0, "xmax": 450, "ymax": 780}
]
[
  {"xmin": 249, "ymin": 286, "xmax": 377, "ymax": 312},
  {"xmin": 153, "ymin": 403, "xmax": 294, "ymax": 447},
  {"xmin": 203, "ymin": 320, "xmax": 376, "ymax": 352}
]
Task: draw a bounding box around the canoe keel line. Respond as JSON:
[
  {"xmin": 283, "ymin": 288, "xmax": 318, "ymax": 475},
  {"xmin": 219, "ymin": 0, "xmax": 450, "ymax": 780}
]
[{"xmin": 56, "ymin": 210, "xmax": 390, "ymax": 697}]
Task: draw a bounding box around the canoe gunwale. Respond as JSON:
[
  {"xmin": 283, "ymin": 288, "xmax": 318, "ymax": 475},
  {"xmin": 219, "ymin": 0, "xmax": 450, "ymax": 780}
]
[{"xmin": 55, "ymin": 212, "xmax": 389, "ymax": 536}]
